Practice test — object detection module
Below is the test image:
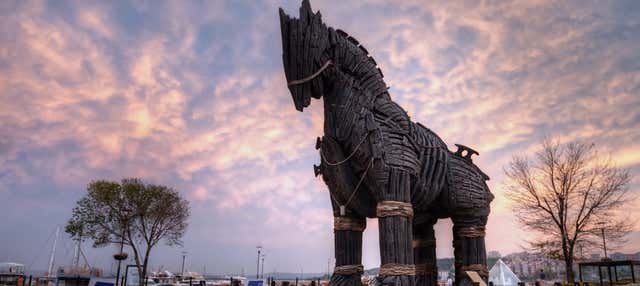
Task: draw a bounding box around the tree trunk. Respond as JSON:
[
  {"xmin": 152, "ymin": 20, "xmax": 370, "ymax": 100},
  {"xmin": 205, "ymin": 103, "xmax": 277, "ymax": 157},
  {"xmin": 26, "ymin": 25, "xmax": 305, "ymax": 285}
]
[
  {"xmin": 564, "ymin": 256, "xmax": 574, "ymax": 283},
  {"xmin": 139, "ymin": 249, "xmax": 151, "ymax": 286},
  {"xmin": 562, "ymin": 241, "xmax": 574, "ymax": 283},
  {"xmin": 563, "ymin": 241, "xmax": 574, "ymax": 283},
  {"xmin": 127, "ymin": 240, "xmax": 143, "ymax": 286}
]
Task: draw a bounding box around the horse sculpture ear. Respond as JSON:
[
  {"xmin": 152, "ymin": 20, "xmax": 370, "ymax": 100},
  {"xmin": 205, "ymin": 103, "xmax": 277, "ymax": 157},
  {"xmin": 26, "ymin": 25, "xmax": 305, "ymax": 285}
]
[{"xmin": 299, "ymin": 0, "xmax": 313, "ymax": 26}]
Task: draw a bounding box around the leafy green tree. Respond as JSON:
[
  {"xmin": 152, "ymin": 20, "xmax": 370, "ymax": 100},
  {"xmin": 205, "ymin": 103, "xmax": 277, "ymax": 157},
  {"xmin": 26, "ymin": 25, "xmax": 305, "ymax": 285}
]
[{"xmin": 66, "ymin": 178, "xmax": 190, "ymax": 286}]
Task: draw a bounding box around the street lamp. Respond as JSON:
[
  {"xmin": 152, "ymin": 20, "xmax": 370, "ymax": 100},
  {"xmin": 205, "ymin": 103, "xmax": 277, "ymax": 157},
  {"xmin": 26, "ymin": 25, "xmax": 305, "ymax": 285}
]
[
  {"xmin": 260, "ymin": 254, "xmax": 265, "ymax": 279},
  {"xmin": 113, "ymin": 230, "xmax": 128, "ymax": 286},
  {"xmin": 256, "ymin": 246, "xmax": 262, "ymax": 279},
  {"xmin": 181, "ymin": 251, "xmax": 188, "ymax": 275},
  {"xmin": 597, "ymin": 221, "xmax": 608, "ymax": 260}
]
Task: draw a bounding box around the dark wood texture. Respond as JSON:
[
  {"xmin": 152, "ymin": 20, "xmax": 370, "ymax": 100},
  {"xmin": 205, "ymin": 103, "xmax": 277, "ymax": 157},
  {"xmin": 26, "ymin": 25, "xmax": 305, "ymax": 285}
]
[
  {"xmin": 414, "ymin": 217, "xmax": 438, "ymax": 286},
  {"xmin": 279, "ymin": 2, "xmax": 493, "ymax": 286}
]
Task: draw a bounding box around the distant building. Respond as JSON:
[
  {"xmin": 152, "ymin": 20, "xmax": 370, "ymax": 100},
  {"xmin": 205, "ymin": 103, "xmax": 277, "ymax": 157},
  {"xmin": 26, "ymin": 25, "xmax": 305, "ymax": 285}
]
[
  {"xmin": 438, "ymin": 270, "xmax": 450, "ymax": 281},
  {"xmin": 500, "ymin": 252, "xmax": 567, "ymax": 281},
  {"xmin": 488, "ymin": 251, "xmax": 502, "ymax": 259},
  {"xmin": 609, "ymin": 252, "xmax": 640, "ymax": 261}
]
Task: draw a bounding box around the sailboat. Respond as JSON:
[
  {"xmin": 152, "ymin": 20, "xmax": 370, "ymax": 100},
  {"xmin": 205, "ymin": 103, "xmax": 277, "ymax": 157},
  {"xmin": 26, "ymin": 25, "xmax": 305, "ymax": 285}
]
[
  {"xmin": 54, "ymin": 232, "xmax": 100, "ymax": 286},
  {"xmin": 44, "ymin": 228, "xmax": 109, "ymax": 286}
]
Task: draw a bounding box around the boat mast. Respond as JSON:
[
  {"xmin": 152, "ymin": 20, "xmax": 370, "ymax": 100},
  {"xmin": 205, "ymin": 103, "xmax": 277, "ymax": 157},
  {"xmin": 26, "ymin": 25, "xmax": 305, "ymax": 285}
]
[
  {"xmin": 48, "ymin": 226, "xmax": 60, "ymax": 277},
  {"xmin": 73, "ymin": 233, "xmax": 82, "ymax": 268}
]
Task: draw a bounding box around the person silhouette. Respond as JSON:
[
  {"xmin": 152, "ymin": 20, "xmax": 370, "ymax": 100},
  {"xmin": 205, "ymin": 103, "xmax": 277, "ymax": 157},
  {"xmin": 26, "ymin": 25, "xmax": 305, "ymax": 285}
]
[{"xmin": 539, "ymin": 269, "xmax": 546, "ymax": 283}]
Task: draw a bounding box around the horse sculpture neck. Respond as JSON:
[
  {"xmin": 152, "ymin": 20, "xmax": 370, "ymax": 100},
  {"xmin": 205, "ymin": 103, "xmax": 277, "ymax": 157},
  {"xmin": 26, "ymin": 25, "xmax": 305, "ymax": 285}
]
[
  {"xmin": 330, "ymin": 29, "xmax": 388, "ymax": 99},
  {"xmin": 321, "ymin": 29, "xmax": 395, "ymax": 140}
]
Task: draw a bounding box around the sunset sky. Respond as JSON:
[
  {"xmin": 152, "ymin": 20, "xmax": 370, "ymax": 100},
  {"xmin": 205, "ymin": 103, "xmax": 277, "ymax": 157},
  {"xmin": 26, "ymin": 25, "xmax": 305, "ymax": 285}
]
[{"xmin": 1, "ymin": 0, "xmax": 639, "ymax": 276}]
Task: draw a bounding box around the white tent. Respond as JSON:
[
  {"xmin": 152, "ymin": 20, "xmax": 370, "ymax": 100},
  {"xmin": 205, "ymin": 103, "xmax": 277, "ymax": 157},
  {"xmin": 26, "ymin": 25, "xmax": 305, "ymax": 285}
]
[{"xmin": 489, "ymin": 259, "xmax": 521, "ymax": 286}]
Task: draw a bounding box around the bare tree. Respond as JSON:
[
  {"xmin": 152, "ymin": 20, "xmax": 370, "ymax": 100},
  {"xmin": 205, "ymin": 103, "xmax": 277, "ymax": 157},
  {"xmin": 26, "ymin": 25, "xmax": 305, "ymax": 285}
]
[
  {"xmin": 66, "ymin": 178, "xmax": 190, "ymax": 286},
  {"xmin": 504, "ymin": 139, "xmax": 634, "ymax": 282}
]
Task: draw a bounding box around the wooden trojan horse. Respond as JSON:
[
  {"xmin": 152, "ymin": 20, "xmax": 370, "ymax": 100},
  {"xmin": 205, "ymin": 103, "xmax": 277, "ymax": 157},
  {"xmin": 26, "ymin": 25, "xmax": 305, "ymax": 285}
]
[{"xmin": 279, "ymin": 2, "xmax": 493, "ymax": 286}]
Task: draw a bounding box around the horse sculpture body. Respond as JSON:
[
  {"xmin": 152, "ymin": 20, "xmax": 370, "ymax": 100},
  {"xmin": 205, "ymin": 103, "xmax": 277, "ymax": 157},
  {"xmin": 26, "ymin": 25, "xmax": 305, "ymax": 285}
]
[{"xmin": 279, "ymin": 2, "xmax": 493, "ymax": 286}]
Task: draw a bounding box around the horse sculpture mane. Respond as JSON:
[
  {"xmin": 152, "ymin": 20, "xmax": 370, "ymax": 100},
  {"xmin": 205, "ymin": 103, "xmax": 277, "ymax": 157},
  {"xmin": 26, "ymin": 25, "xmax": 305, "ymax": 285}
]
[{"xmin": 279, "ymin": 2, "xmax": 493, "ymax": 286}]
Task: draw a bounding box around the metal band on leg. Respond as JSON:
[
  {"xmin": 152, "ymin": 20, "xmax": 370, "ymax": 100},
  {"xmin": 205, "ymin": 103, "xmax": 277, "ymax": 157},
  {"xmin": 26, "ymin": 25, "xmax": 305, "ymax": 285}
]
[
  {"xmin": 379, "ymin": 263, "xmax": 416, "ymax": 276},
  {"xmin": 376, "ymin": 201, "xmax": 414, "ymax": 218},
  {"xmin": 334, "ymin": 264, "xmax": 364, "ymax": 275},
  {"xmin": 334, "ymin": 217, "xmax": 366, "ymax": 232}
]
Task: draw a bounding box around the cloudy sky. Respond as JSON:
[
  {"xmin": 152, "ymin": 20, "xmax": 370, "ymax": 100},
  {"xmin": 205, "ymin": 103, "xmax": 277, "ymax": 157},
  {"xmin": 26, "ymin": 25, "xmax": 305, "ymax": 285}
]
[{"xmin": 1, "ymin": 0, "xmax": 639, "ymax": 276}]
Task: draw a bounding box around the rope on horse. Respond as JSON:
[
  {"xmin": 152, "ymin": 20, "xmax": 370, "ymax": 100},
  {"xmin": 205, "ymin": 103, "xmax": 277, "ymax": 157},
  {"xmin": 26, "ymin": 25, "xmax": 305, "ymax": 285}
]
[
  {"xmin": 376, "ymin": 201, "xmax": 414, "ymax": 218},
  {"xmin": 415, "ymin": 263, "xmax": 437, "ymax": 275},
  {"xmin": 457, "ymin": 226, "xmax": 486, "ymax": 238},
  {"xmin": 334, "ymin": 217, "xmax": 366, "ymax": 232},
  {"xmin": 287, "ymin": 60, "xmax": 333, "ymax": 86},
  {"xmin": 343, "ymin": 158, "xmax": 373, "ymax": 204},
  {"xmin": 334, "ymin": 264, "xmax": 364, "ymax": 275},
  {"xmin": 378, "ymin": 263, "xmax": 416, "ymax": 276},
  {"xmin": 461, "ymin": 264, "xmax": 489, "ymax": 278},
  {"xmin": 327, "ymin": 158, "xmax": 374, "ymax": 215},
  {"xmin": 412, "ymin": 238, "xmax": 435, "ymax": 248},
  {"xmin": 319, "ymin": 131, "xmax": 370, "ymax": 166}
]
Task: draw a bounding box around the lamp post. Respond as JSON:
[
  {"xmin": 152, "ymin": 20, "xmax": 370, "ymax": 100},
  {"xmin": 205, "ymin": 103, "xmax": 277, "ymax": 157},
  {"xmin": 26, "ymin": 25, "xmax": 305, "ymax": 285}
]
[
  {"xmin": 601, "ymin": 227, "xmax": 608, "ymax": 259},
  {"xmin": 260, "ymin": 254, "xmax": 265, "ymax": 279},
  {"xmin": 597, "ymin": 221, "xmax": 608, "ymax": 260},
  {"xmin": 113, "ymin": 230, "xmax": 128, "ymax": 286},
  {"xmin": 256, "ymin": 246, "xmax": 262, "ymax": 279},
  {"xmin": 181, "ymin": 251, "xmax": 188, "ymax": 275},
  {"xmin": 327, "ymin": 258, "xmax": 331, "ymax": 279}
]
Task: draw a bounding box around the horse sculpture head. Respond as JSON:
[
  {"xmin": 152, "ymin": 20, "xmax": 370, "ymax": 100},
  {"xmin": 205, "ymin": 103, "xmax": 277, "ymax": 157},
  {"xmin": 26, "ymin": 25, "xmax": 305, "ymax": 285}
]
[{"xmin": 279, "ymin": 0, "xmax": 331, "ymax": 111}]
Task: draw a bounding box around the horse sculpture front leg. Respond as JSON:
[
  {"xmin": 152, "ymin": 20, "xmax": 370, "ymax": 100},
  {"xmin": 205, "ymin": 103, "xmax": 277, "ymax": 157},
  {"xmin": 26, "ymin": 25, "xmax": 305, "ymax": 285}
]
[
  {"xmin": 318, "ymin": 136, "xmax": 377, "ymax": 286},
  {"xmin": 376, "ymin": 169, "xmax": 416, "ymax": 286},
  {"xmin": 331, "ymin": 201, "xmax": 366, "ymax": 286}
]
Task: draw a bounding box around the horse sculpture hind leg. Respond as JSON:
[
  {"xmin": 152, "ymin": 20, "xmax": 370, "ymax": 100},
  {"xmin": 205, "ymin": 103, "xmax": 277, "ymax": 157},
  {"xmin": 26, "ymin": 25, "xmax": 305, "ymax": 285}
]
[
  {"xmin": 447, "ymin": 154, "xmax": 493, "ymax": 286},
  {"xmin": 413, "ymin": 215, "xmax": 438, "ymax": 286},
  {"xmin": 452, "ymin": 216, "xmax": 489, "ymax": 286}
]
